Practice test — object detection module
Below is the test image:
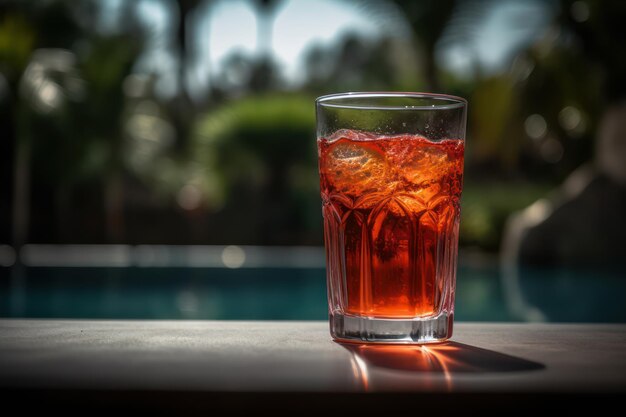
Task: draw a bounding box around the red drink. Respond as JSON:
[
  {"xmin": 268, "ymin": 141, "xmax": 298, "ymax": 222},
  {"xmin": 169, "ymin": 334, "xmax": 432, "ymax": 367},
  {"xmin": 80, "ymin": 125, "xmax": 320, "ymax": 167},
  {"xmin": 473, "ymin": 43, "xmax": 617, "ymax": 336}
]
[{"xmin": 318, "ymin": 129, "xmax": 464, "ymax": 319}]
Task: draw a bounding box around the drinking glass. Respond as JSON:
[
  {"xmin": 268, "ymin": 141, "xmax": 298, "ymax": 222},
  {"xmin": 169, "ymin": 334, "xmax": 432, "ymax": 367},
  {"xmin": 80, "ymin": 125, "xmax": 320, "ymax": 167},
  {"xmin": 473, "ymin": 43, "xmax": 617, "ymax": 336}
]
[{"xmin": 316, "ymin": 92, "xmax": 467, "ymax": 343}]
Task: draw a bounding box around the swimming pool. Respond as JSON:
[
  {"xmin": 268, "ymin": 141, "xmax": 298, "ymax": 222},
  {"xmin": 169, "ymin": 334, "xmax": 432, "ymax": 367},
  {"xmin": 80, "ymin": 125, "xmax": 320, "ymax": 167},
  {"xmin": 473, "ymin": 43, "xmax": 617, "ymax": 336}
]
[{"xmin": 2, "ymin": 259, "xmax": 624, "ymax": 322}]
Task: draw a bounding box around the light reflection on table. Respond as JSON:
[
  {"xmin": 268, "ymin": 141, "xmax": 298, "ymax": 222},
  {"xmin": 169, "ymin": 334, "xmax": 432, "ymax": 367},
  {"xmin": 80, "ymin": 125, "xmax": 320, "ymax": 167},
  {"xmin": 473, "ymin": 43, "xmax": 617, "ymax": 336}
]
[{"xmin": 340, "ymin": 342, "xmax": 544, "ymax": 391}]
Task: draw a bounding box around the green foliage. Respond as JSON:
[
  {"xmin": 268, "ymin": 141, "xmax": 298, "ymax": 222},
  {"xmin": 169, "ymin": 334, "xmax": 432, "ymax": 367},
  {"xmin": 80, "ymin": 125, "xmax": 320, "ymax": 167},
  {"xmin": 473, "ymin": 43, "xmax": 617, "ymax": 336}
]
[
  {"xmin": 3, "ymin": 0, "xmax": 624, "ymax": 247},
  {"xmin": 469, "ymin": 75, "xmax": 525, "ymax": 170},
  {"xmin": 24, "ymin": 36, "xmax": 144, "ymax": 184},
  {"xmin": 460, "ymin": 182, "xmax": 552, "ymax": 250},
  {"xmin": 192, "ymin": 94, "xmax": 321, "ymax": 242},
  {"xmin": 0, "ymin": 13, "xmax": 35, "ymax": 80},
  {"xmin": 194, "ymin": 93, "xmax": 316, "ymax": 196}
]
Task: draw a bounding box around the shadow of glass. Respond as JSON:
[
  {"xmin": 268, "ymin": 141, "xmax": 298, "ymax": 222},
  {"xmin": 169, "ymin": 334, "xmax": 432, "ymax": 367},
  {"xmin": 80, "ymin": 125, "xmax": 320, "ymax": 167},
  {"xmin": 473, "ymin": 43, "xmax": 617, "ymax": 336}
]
[
  {"xmin": 340, "ymin": 341, "xmax": 544, "ymax": 374},
  {"xmin": 339, "ymin": 341, "xmax": 544, "ymax": 391}
]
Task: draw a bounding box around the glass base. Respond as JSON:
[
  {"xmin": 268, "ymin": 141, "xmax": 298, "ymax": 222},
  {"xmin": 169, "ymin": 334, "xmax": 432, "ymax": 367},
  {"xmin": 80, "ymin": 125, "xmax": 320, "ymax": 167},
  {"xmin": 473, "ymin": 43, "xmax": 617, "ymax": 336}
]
[{"xmin": 330, "ymin": 312, "xmax": 453, "ymax": 344}]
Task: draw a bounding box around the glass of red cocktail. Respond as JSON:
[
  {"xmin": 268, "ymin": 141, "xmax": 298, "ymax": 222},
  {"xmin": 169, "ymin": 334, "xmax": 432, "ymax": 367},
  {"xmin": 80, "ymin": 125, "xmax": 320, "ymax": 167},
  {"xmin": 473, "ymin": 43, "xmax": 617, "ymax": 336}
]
[{"xmin": 316, "ymin": 92, "xmax": 467, "ymax": 343}]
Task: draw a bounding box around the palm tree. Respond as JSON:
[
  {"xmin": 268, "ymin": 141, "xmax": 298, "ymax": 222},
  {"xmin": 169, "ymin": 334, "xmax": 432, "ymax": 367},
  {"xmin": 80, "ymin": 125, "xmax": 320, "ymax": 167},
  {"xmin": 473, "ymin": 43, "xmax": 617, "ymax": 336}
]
[
  {"xmin": 170, "ymin": 0, "xmax": 201, "ymax": 145},
  {"xmin": 1, "ymin": 1, "xmax": 82, "ymax": 248},
  {"xmin": 388, "ymin": 0, "xmax": 456, "ymax": 91},
  {"xmin": 358, "ymin": 0, "xmax": 494, "ymax": 91},
  {"xmin": 251, "ymin": 0, "xmax": 282, "ymax": 57}
]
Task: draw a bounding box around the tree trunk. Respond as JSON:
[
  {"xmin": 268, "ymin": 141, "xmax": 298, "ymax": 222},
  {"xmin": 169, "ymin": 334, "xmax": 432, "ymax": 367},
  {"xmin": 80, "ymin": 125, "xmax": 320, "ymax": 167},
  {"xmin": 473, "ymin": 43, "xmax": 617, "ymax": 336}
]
[
  {"xmin": 11, "ymin": 103, "xmax": 30, "ymax": 316},
  {"xmin": 12, "ymin": 106, "xmax": 31, "ymax": 249},
  {"xmin": 104, "ymin": 170, "xmax": 124, "ymax": 243},
  {"xmin": 56, "ymin": 183, "xmax": 71, "ymax": 243},
  {"xmin": 423, "ymin": 45, "xmax": 440, "ymax": 92},
  {"xmin": 257, "ymin": 10, "xmax": 273, "ymax": 57}
]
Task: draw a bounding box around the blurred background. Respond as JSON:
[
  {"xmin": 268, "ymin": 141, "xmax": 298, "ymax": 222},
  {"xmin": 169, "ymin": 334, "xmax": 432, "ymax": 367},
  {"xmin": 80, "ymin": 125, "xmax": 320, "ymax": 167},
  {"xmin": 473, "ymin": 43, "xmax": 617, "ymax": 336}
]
[{"xmin": 1, "ymin": 0, "xmax": 625, "ymax": 322}]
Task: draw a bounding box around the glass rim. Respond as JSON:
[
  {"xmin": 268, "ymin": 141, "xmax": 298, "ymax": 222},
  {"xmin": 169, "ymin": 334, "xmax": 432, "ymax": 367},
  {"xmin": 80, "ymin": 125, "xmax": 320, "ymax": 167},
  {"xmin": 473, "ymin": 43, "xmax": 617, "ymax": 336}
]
[{"xmin": 316, "ymin": 92, "xmax": 467, "ymax": 111}]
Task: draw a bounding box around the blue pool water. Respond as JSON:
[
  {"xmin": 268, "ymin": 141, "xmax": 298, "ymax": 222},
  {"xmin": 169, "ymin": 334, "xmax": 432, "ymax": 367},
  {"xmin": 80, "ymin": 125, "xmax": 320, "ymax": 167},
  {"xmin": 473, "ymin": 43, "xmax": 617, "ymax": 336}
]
[{"xmin": 2, "ymin": 262, "xmax": 625, "ymax": 322}]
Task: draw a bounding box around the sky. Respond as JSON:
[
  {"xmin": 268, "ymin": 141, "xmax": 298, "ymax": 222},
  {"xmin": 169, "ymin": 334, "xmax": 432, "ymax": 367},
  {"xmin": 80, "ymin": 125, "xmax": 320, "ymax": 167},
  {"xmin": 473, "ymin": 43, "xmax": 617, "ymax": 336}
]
[
  {"xmin": 439, "ymin": 0, "xmax": 553, "ymax": 76},
  {"xmin": 196, "ymin": 0, "xmax": 392, "ymax": 90},
  {"xmin": 130, "ymin": 0, "xmax": 554, "ymax": 97}
]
